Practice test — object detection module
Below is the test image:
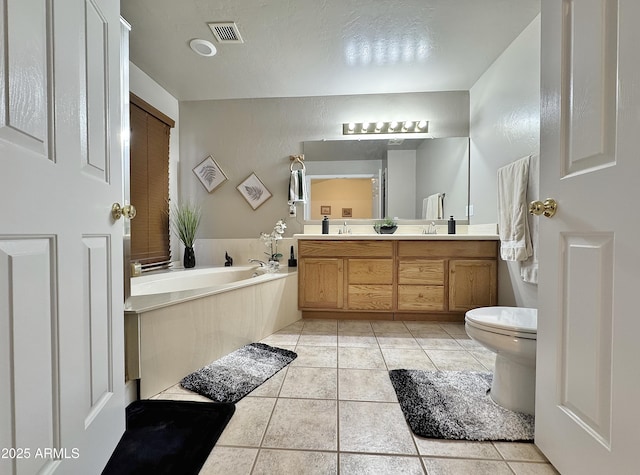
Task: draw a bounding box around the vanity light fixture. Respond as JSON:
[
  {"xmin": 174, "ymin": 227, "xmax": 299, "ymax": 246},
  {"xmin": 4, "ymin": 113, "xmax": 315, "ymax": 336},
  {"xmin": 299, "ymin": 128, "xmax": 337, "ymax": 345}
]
[{"xmin": 342, "ymin": 120, "xmax": 429, "ymax": 135}]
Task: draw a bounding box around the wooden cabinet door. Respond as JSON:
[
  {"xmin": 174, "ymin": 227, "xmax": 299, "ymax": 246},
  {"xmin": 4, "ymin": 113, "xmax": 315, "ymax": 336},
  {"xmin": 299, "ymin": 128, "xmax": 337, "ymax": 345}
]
[
  {"xmin": 299, "ymin": 258, "xmax": 344, "ymax": 309},
  {"xmin": 449, "ymin": 260, "xmax": 497, "ymax": 312}
]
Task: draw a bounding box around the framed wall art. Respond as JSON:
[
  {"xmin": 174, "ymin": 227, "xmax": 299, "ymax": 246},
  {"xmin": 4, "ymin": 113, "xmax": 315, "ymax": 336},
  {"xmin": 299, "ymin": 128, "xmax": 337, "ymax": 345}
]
[
  {"xmin": 237, "ymin": 173, "xmax": 272, "ymax": 210},
  {"xmin": 320, "ymin": 205, "xmax": 331, "ymax": 215},
  {"xmin": 193, "ymin": 155, "xmax": 228, "ymax": 193}
]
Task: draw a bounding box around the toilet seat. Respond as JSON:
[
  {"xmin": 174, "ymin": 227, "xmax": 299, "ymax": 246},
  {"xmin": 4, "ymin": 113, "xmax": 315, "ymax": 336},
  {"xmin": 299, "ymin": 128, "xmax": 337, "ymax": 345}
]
[{"xmin": 465, "ymin": 306, "xmax": 537, "ymax": 340}]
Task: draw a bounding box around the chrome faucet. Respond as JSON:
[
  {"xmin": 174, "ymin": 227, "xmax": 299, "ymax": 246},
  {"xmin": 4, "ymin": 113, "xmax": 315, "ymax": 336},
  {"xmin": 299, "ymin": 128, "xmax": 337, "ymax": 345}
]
[{"xmin": 248, "ymin": 258, "xmax": 267, "ymax": 267}]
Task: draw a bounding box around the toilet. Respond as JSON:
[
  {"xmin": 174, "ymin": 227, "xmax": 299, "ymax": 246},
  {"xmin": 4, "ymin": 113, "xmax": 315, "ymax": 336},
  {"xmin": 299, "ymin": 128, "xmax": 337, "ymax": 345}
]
[{"xmin": 465, "ymin": 306, "xmax": 537, "ymax": 415}]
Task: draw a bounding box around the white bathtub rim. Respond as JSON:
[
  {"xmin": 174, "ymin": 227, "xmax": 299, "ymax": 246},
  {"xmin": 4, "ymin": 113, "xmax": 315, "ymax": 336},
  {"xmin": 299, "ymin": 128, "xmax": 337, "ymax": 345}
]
[{"xmin": 125, "ymin": 266, "xmax": 296, "ymax": 314}]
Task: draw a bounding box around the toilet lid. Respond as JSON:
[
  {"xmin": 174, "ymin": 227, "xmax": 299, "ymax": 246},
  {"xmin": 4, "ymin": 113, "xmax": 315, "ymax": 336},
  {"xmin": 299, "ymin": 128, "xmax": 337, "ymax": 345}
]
[{"xmin": 465, "ymin": 306, "xmax": 537, "ymax": 335}]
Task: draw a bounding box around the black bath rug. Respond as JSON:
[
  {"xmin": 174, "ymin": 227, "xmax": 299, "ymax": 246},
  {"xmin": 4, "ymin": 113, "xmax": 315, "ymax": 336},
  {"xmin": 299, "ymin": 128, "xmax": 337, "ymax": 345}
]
[
  {"xmin": 180, "ymin": 342, "xmax": 297, "ymax": 403},
  {"xmin": 389, "ymin": 370, "xmax": 534, "ymax": 441},
  {"xmin": 102, "ymin": 399, "xmax": 235, "ymax": 475}
]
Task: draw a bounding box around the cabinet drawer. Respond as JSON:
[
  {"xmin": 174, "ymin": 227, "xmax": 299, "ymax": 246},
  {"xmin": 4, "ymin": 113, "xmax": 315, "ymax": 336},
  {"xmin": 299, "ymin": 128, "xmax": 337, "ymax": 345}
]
[
  {"xmin": 397, "ymin": 285, "xmax": 445, "ymax": 311},
  {"xmin": 398, "ymin": 240, "xmax": 498, "ymax": 258},
  {"xmin": 298, "ymin": 240, "xmax": 393, "ymax": 257},
  {"xmin": 398, "ymin": 259, "xmax": 445, "ymax": 285},
  {"xmin": 348, "ymin": 285, "xmax": 393, "ymax": 310},
  {"xmin": 348, "ymin": 259, "xmax": 393, "ymax": 284}
]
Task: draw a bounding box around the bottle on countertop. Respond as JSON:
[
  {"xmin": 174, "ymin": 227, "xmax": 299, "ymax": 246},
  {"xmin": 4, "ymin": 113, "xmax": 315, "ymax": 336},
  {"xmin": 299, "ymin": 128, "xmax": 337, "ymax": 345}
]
[
  {"xmin": 322, "ymin": 216, "xmax": 329, "ymax": 234},
  {"xmin": 448, "ymin": 216, "xmax": 456, "ymax": 234}
]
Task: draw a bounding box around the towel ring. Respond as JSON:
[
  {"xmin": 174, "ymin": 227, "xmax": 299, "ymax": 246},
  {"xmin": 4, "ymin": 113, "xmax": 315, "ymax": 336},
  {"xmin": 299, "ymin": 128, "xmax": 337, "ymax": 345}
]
[{"xmin": 290, "ymin": 154, "xmax": 305, "ymax": 171}]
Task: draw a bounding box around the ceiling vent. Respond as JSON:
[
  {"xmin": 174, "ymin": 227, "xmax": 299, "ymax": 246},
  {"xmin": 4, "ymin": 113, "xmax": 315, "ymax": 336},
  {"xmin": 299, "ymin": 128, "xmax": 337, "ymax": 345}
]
[{"xmin": 208, "ymin": 22, "xmax": 244, "ymax": 43}]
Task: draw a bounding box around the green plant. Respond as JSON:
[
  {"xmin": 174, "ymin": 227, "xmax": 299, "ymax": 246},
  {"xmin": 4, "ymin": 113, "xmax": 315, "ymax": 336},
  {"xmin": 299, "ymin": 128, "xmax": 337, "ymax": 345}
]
[
  {"xmin": 169, "ymin": 201, "xmax": 201, "ymax": 248},
  {"xmin": 374, "ymin": 217, "xmax": 397, "ymax": 230},
  {"xmin": 260, "ymin": 219, "xmax": 287, "ymax": 261}
]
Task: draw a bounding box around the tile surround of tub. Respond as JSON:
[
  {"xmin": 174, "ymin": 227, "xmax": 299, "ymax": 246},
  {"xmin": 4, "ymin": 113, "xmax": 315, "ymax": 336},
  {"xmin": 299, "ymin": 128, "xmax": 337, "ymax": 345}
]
[
  {"xmin": 153, "ymin": 319, "xmax": 559, "ymax": 475},
  {"xmin": 192, "ymin": 238, "xmax": 296, "ymax": 267}
]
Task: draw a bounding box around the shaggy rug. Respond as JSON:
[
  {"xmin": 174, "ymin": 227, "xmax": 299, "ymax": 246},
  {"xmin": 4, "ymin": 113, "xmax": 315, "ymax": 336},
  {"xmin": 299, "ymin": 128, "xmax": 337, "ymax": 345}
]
[
  {"xmin": 102, "ymin": 399, "xmax": 235, "ymax": 475},
  {"xmin": 389, "ymin": 370, "xmax": 534, "ymax": 441},
  {"xmin": 180, "ymin": 342, "xmax": 297, "ymax": 403}
]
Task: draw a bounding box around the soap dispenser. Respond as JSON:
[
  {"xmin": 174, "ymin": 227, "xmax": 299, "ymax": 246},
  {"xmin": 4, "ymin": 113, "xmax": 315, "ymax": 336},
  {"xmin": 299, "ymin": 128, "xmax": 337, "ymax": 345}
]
[
  {"xmin": 322, "ymin": 216, "xmax": 329, "ymax": 234},
  {"xmin": 448, "ymin": 216, "xmax": 456, "ymax": 234}
]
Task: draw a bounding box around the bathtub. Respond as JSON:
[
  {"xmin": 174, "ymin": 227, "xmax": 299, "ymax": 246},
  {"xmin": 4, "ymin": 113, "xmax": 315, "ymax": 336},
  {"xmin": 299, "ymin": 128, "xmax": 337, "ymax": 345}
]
[
  {"xmin": 125, "ymin": 265, "xmax": 300, "ymax": 398},
  {"xmin": 130, "ymin": 265, "xmax": 272, "ymax": 297}
]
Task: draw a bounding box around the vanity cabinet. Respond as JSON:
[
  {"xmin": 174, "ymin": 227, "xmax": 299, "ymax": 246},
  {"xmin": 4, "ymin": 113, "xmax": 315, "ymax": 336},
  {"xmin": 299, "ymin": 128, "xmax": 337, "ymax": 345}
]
[{"xmin": 298, "ymin": 238, "xmax": 498, "ymax": 320}]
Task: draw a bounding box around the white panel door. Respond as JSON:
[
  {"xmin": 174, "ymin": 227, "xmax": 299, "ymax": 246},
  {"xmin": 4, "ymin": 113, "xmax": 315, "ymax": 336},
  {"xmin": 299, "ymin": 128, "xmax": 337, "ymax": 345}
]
[
  {"xmin": 0, "ymin": 0, "xmax": 125, "ymax": 474},
  {"xmin": 536, "ymin": 0, "xmax": 640, "ymax": 473}
]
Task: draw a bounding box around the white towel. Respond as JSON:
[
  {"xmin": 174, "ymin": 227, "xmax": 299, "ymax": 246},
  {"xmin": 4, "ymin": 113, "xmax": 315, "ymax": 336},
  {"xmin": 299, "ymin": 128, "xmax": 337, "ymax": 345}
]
[
  {"xmin": 520, "ymin": 154, "xmax": 539, "ymax": 284},
  {"xmin": 497, "ymin": 156, "xmax": 532, "ymax": 262},
  {"xmin": 289, "ymin": 168, "xmax": 306, "ymax": 203},
  {"xmin": 423, "ymin": 193, "xmax": 442, "ymax": 220}
]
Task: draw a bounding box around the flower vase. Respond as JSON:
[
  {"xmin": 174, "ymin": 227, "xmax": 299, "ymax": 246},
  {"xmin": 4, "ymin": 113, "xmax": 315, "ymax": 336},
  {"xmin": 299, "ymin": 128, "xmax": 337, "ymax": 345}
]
[{"xmin": 184, "ymin": 246, "xmax": 196, "ymax": 268}]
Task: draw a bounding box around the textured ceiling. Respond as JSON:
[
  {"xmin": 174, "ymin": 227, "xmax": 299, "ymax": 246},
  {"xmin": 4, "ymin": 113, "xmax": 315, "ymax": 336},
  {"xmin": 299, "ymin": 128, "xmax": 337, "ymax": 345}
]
[{"xmin": 122, "ymin": 0, "xmax": 540, "ymax": 101}]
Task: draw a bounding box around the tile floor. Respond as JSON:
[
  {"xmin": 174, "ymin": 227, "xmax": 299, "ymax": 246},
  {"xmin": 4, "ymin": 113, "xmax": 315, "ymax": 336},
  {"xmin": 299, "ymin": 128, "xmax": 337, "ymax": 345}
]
[{"xmin": 152, "ymin": 319, "xmax": 559, "ymax": 475}]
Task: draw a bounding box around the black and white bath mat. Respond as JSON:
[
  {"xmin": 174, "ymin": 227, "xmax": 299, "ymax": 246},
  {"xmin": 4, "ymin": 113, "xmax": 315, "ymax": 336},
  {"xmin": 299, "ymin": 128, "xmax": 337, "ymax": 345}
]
[
  {"xmin": 180, "ymin": 343, "xmax": 297, "ymax": 403},
  {"xmin": 389, "ymin": 370, "xmax": 534, "ymax": 441}
]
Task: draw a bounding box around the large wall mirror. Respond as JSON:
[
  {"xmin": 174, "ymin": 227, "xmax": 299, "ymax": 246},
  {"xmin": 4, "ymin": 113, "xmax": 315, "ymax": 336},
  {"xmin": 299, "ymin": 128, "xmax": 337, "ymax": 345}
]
[{"xmin": 302, "ymin": 137, "xmax": 469, "ymax": 222}]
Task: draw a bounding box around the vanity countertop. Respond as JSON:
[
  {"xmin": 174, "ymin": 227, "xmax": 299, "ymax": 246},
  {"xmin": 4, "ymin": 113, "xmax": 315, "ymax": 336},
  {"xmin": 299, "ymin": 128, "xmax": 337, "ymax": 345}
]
[{"xmin": 294, "ymin": 233, "xmax": 499, "ymax": 241}]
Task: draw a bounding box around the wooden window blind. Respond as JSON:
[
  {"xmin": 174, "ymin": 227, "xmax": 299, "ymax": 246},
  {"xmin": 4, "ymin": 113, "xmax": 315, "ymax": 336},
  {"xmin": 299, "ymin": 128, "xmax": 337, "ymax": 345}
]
[{"xmin": 129, "ymin": 93, "xmax": 175, "ymax": 268}]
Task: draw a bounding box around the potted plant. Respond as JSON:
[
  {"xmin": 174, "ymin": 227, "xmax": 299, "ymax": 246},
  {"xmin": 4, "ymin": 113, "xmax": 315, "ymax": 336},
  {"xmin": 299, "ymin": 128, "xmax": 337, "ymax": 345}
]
[
  {"xmin": 260, "ymin": 219, "xmax": 287, "ymax": 269},
  {"xmin": 169, "ymin": 201, "xmax": 202, "ymax": 268},
  {"xmin": 373, "ymin": 217, "xmax": 398, "ymax": 234}
]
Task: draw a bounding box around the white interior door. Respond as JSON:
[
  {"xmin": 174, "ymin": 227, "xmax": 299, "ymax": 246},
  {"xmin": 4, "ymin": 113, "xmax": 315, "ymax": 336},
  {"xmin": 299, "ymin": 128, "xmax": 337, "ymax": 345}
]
[
  {"xmin": 0, "ymin": 0, "xmax": 125, "ymax": 474},
  {"xmin": 536, "ymin": 0, "xmax": 640, "ymax": 473}
]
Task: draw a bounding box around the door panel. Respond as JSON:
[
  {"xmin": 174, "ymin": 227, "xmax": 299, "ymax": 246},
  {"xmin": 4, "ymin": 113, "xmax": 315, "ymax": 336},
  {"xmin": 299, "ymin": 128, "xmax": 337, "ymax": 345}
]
[
  {"xmin": 0, "ymin": 238, "xmax": 58, "ymax": 475},
  {"xmin": 0, "ymin": 0, "xmax": 124, "ymax": 473},
  {"xmin": 537, "ymin": 0, "xmax": 640, "ymax": 472},
  {"xmin": 0, "ymin": 0, "xmax": 51, "ymax": 155}
]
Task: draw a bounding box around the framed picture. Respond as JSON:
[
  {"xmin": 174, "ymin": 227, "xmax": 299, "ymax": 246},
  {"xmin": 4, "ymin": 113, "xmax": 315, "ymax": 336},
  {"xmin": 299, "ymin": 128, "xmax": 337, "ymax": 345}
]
[
  {"xmin": 193, "ymin": 155, "xmax": 228, "ymax": 193},
  {"xmin": 237, "ymin": 173, "xmax": 272, "ymax": 210},
  {"xmin": 320, "ymin": 205, "xmax": 331, "ymax": 215},
  {"xmin": 342, "ymin": 207, "xmax": 352, "ymax": 218}
]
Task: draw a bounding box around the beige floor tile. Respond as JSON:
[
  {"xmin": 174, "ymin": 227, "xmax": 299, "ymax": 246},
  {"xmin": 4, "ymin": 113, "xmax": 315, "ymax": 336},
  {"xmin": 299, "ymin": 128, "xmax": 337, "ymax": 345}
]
[
  {"xmin": 252, "ymin": 449, "xmax": 337, "ymax": 475},
  {"xmin": 404, "ymin": 321, "xmax": 446, "ymax": 333},
  {"xmin": 247, "ymin": 367, "xmax": 287, "ymax": 397},
  {"xmin": 338, "ymin": 369, "xmax": 398, "ymax": 402},
  {"xmin": 150, "ymin": 392, "xmax": 212, "ymax": 403},
  {"xmin": 377, "ymin": 335, "xmax": 422, "ymax": 349},
  {"xmin": 297, "ymin": 334, "xmax": 337, "ymax": 347},
  {"xmin": 338, "ymin": 347, "xmax": 386, "ymax": 369},
  {"xmin": 161, "ymin": 383, "xmax": 199, "ymax": 395},
  {"xmin": 302, "ymin": 319, "xmax": 338, "ymax": 334},
  {"xmin": 338, "ymin": 320, "xmax": 373, "ymax": 333},
  {"xmin": 337, "ymin": 332, "xmax": 379, "ymax": 348},
  {"xmin": 416, "ymin": 337, "xmax": 464, "ymax": 350},
  {"xmin": 280, "ymin": 320, "xmax": 305, "ymax": 333},
  {"xmin": 199, "ymin": 446, "xmax": 258, "ymax": 475},
  {"xmin": 413, "ymin": 438, "xmax": 501, "ymax": 459},
  {"xmin": 508, "ymin": 462, "xmax": 560, "ymax": 475},
  {"xmin": 262, "ymin": 399, "xmax": 338, "ymax": 451},
  {"xmin": 339, "ymin": 401, "xmax": 417, "ymax": 454},
  {"xmin": 340, "ymin": 453, "xmax": 425, "ymax": 474},
  {"xmin": 470, "ymin": 350, "xmax": 496, "ymax": 371},
  {"xmin": 290, "ymin": 345, "xmax": 337, "ymax": 368},
  {"xmin": 381, "ymin": 348, "xmax": 437, "ymax": 371},
  {"xmin": 455, "ymin": 337, "xmax": 485, "ymax": 350},
  {"xmin": 493, "ymin": 442, "xmax": 548, "ymax": 462},
  {"xmin": 371, "ymin": 321, "xmax": 410, "ymax": 334},
  {"xmin": 279, "ymin": 367, "xmax": 337, "ymax": 399},
  {"xmin": 439, "ymin": 322, "xmax": 468, "ymax": 336},
  {"xmin": 425, "ymin": 350, "xmax": 487, "ymax": 371},
  {"xmin": 217, "ymin": 397, "xmax": 276, "ymax": 447},
  {"xmin": 408, "ymin": 329, "xmax": 452, "ymax": 338},
  {"xmin": 422, "ymin": 457, "xmax": 513, "ymax": 475},
  {"xmin": 260, "ymin": 332, "xmax": 300, "ymax": 347}
]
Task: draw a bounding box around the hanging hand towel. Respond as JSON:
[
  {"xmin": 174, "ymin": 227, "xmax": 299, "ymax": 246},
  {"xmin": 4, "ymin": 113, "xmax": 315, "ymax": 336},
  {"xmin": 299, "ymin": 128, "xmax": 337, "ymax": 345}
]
[
  {"xmin": 289, "ymin": 168, "xmax": 306, "ymax": 203},
  {"xmin": 497, "ymin": 156, "xmax": 533, "ymax": 262},
  {"xmin": 423, "ymin": 193, "xmax": 443, "ymax": 220}
]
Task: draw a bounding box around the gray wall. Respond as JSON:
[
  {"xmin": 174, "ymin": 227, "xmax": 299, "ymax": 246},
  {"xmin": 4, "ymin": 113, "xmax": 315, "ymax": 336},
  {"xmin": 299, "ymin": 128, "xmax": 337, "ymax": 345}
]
[
  {"xmin": 469, "ymin": 15, "xmax": 541, "ymax": 308},
  {"xmin": 415, "ymin": 137, "xmax": 469, "ymax": 220},
  {"xmin": 179, "ymin": 92, "xmax": 469, "ymax": 238}
]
